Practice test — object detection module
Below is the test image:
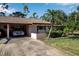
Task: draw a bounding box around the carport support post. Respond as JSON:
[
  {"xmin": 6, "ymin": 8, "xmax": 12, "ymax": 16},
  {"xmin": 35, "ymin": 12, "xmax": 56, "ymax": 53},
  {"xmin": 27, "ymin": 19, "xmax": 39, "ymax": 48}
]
[{"xmin": 7, "ymin": 24, "xmax": 10, "ymax": 39}]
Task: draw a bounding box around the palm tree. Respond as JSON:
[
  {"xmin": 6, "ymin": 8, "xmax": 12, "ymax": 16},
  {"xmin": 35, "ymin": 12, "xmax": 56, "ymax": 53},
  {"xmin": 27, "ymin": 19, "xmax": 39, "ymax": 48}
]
[
  {"xmin": 30, "ymin": 12, "xmax": 38, "ymax": 18},
  {"xmin": 66, "ymin": 12, "xmax": 79, "ymax": 35},
  {"xmin": 41, "ymin": 9, "xmax": 67, "ymax": 38},
  {"xmin": 41, "ymin": 9, "xmax": 66, "ymax": 25},
  {"xmin": 64, "ymin": 5, "xmax": 79, "ymax": 34},
  {"xmin": 23, "ymin": 4, "xmax": 29, "ymax": 16},
  {"xmin": 45, "ymin": 9, "xmax": 55, "ymax": 38}
]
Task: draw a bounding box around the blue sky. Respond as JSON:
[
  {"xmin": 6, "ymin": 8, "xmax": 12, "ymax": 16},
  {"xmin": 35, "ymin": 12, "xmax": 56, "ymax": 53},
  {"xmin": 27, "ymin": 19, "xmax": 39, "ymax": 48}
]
[{"xmin": 0, "ymin": 3, "xmax": 79, "ymax": 17}]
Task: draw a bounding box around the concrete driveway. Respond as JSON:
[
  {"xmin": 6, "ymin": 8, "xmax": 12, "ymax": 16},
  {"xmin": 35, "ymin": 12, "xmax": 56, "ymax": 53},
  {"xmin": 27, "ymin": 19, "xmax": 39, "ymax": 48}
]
[{"xmin": 0, "ymin": 37, "xmax": 68, "ymax": 56}]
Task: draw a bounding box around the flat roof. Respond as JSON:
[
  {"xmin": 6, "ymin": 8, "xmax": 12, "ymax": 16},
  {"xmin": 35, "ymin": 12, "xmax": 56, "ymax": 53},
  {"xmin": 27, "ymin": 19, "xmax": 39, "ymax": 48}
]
[{"xmin": 0, "ymin": 16, "xmax": 50, "ymax": 25}]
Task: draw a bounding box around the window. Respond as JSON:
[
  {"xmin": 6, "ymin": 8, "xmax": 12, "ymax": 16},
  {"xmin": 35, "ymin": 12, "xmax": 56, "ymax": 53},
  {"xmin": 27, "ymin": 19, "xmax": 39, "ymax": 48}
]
[{"xmin": 37, "ymin": 26, "xmax": 46, "ymax": 33}]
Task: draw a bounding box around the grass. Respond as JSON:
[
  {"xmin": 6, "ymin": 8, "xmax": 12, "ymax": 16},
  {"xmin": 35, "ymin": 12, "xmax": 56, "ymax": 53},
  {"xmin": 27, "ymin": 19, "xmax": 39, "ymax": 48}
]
[{"xmin": 44, "ymin": 37, "xmax": 79, "ymax": 55}]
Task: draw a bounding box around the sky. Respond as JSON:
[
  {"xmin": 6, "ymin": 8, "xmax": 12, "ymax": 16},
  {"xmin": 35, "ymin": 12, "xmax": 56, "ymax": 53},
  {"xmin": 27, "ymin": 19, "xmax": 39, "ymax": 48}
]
[{"xmin": 0, "ymin": 3, "xmax": 79, "ymax": 17}]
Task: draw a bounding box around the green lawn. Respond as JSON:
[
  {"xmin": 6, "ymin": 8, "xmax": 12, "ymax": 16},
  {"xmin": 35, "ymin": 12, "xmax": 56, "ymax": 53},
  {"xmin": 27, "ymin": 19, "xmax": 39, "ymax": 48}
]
[{"xmin": 44, "ymin": 37, "xmax": 79, "ymax": 55}]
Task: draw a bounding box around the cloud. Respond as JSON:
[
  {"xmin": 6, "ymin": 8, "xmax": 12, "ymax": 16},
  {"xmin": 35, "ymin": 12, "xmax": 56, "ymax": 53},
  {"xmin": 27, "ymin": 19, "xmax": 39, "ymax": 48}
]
[{"xmin": 5, "ymin": 8, "xmax": 16, "ymax": 14}]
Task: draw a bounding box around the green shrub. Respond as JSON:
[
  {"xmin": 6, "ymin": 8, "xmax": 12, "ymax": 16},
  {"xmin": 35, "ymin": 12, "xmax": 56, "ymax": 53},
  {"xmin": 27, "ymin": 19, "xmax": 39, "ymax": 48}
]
[{"xmin": 47, "ymin": 30, "xmax": 63, "ymax": 38}]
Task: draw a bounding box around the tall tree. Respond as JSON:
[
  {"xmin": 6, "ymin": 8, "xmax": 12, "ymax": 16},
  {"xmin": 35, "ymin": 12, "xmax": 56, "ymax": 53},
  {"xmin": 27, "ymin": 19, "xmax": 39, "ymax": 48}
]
[
  {"xmin": 64, "ymin": 6, "xmax": 79, "ymax": 34},
  {"xmin": 41, "ymin": 9, "xmax": 67, "ymax": 38},
  {"xmin": 1, "ymin": 3, "xmax": 9, "ymax": 9},
  {"xmin": 10, "ymin": 12, "xmax": 26, "ymax": 18},
  {"xmin": 77, "ymin": 6, "xmax": 79, "ymax": 12},
  {"xmin": 41, "ymin": 9, "xmax": 67, "ymax": 25},
  {"xmin": 0, "ymin": 3, "xmax": 9, "ymax": 16},
  {"xmin": 30, "ymin": 12, "xmax": 38, "ymax": 19},
  {"xmin": 23, "ymin": 4, "xmax": 29, "ymax": 16}
]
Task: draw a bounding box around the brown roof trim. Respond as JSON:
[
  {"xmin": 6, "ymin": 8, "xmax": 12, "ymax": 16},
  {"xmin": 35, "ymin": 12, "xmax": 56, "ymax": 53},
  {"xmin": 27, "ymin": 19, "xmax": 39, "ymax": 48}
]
[{"xmin": 33, "ymin": 23, "xmax": 51, "ymax": 25}]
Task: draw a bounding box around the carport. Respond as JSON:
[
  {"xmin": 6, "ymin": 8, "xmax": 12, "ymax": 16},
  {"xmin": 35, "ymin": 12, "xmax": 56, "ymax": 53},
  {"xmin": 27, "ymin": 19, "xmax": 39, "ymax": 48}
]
[{"xmin": 0, "ymin": 24, "xmax": 29, "ymax": 39}]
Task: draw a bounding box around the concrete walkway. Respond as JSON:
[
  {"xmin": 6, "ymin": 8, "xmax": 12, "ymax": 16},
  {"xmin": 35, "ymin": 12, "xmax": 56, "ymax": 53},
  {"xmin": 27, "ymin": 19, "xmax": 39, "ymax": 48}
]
[{"xmin": 0, "ymin": 37, "xmax": 68, "ymax": 56}]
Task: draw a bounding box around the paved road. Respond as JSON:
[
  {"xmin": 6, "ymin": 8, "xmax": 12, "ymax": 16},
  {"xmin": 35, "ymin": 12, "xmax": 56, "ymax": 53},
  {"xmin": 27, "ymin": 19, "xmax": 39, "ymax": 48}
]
[{"xmin": 0, "ymin": 37, "xmax": 68, "ymax": 56}]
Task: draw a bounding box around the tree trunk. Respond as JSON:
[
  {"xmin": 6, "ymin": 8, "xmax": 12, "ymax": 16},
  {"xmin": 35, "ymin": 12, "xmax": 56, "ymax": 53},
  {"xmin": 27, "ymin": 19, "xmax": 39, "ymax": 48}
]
[{"xmin": 47, "ymin": 23, "xmax": 53, "ymax": 39}]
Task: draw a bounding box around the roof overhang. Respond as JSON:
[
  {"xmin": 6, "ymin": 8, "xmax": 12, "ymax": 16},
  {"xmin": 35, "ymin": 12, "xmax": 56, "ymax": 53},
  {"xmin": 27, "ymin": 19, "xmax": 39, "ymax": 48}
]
[{"xmin": 0, "ymin": 16, "xmax": 51, "ymax": 25}]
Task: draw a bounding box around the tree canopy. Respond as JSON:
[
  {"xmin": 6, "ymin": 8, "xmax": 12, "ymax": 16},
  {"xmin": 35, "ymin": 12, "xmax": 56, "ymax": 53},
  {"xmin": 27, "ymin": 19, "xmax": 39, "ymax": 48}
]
[
  {"xmin": 29, "ymin": 12, "xmax": 38, "ymax": 19},
  {"xmin": 9, "ymin": 12, "xmax": 26, "ymax": 18},
  {"xmin": 0, "ymin": 3, "xmax": 9, "ymax": 16},
  {"xmin": 41, "ymin": 9, "xmax": 67, "ymax": 25}
]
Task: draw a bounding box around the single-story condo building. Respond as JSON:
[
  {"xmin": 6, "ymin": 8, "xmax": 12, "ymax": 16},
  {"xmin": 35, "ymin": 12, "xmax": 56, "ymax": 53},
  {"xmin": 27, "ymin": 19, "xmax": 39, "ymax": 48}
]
[{"xmin": 0, "ymin": 16, "xmax": 51, "ymax": 39}]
